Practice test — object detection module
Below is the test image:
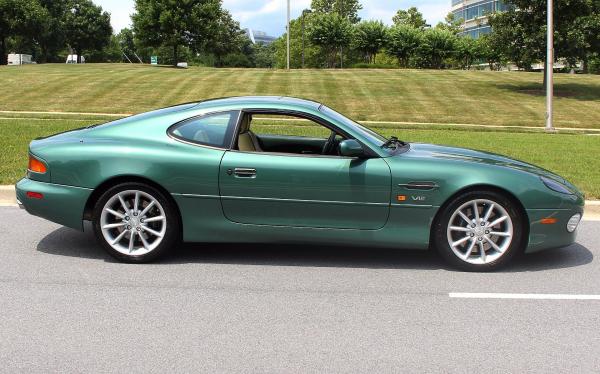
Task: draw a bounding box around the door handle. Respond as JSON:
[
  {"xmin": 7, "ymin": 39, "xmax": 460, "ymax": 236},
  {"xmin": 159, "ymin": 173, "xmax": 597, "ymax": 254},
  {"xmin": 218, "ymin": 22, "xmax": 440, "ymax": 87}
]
[{"xmin": 233, "ymin": 168, "xmax": 257, "ymax": 178}]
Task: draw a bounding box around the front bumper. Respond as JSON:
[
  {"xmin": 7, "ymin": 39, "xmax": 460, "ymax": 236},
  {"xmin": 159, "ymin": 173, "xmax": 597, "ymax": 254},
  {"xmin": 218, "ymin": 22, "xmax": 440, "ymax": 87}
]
[
  {"xmin": 16, "ymin": 178, "xmax": 92, "ymax": 231},
  {"xmin": 526, "ymin": 207, "xmax": 584, "ymax": 253}
]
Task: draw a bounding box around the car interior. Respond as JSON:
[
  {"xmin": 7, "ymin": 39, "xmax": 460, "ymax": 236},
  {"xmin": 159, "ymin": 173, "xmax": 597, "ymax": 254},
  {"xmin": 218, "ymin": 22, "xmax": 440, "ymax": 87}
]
[{"xmin": 236, "ymin": 113, "xmax": 346, "ymax": 156}]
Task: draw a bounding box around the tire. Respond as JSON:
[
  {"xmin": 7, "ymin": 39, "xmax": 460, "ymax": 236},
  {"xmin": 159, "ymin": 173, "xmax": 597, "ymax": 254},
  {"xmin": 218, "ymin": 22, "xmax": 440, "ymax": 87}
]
[
  {"xmin": 433, "ymin": 190, "xmax": 525, "ymax": 272},
  {"xmin": 92, "ymin": 182, "xmax": 180, "ymax": 263}
]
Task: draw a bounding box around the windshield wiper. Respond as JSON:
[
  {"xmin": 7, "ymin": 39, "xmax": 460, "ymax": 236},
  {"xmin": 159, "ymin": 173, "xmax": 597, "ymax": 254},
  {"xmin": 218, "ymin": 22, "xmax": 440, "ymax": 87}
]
[{"xmin": 381, "ymin": 136, "xmax": 407, "ymax": 149}]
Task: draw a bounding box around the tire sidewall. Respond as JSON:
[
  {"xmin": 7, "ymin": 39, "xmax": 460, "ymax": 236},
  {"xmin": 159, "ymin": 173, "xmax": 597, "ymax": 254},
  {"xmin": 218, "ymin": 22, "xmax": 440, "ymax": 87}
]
[
  {"xmin": 434, "ymin": 191, "xmax": 525, "ymax": 272},
  {"xmin": 92, "ymin": 182, "xmax": 179, "ymax": 263}
]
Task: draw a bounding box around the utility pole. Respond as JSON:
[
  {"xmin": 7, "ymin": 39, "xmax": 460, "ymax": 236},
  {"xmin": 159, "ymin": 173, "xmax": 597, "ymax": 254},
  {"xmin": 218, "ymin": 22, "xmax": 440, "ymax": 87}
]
[
  {"xmin": 545, "ymin": 0, "xmax": 555, "ymax": 132},
  {"xmin": 287, "ymin": 0, "xmax": 290, "ymax": 70}
]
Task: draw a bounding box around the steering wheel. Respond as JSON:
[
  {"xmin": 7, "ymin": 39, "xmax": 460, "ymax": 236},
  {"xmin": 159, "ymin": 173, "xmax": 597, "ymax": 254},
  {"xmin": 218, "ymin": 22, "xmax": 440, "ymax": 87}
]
[{"xmin": 321, "ymin": 131, "xmax": 338, "ymax": 155}]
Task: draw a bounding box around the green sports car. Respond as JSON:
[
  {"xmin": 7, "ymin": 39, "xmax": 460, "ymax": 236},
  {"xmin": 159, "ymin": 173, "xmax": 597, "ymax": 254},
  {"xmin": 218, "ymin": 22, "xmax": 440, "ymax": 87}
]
[{"xmin": 16, "ymin": 96, "xmax": 584, "ymax": 271}]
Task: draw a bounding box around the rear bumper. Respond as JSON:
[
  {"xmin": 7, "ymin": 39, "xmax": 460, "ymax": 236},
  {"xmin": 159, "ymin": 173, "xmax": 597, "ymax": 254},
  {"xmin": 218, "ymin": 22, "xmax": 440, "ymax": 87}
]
[
  {"xmin": 526, "ymin": 207, "xmax": 584, "ymax": 253},
  {"xmin": 15, "ymin": 178, "xmax": 92, "ymax": 231}
]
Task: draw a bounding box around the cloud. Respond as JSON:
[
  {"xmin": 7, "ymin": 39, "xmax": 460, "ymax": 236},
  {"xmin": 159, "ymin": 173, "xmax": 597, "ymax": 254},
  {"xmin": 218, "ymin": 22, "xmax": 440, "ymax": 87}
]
[
  {"xmin": 359, "ymin": 0, "xmax": 449, "ymax": 26},
  {"xmin": 224, "ymin": 0, "xmax": 311, "ymax": 23}
]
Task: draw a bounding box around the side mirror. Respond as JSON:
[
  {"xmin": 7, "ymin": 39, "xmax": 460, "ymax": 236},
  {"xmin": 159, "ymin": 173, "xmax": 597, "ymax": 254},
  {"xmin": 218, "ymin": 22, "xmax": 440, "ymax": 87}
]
[{"xmin": 338, "ymin": 139, "xmax": 365, "ymax": 158}]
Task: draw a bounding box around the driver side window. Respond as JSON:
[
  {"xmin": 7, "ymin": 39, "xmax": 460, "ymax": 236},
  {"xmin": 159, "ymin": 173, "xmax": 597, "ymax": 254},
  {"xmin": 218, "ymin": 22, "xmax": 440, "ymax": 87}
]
[{"xmin": 236, "ymin": 112, "xmax": 346, "ymax": 156}]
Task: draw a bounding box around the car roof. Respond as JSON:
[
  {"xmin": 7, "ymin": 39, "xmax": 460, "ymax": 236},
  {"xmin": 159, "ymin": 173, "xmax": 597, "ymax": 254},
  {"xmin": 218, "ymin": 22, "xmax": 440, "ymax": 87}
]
[{"xmin": 193, "ymin": 96, "xmax": 322, "ymax": 111}]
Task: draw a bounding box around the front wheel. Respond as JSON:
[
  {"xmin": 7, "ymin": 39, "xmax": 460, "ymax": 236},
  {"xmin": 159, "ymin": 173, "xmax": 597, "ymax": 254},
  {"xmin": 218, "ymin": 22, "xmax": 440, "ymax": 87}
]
[
  {"xmin": 92, "ymin": 183, "xmax": 180, "ymax": 263},
  {"xmin": 433, "ymin": 191, "xmax": 525, "ymax": 272}
]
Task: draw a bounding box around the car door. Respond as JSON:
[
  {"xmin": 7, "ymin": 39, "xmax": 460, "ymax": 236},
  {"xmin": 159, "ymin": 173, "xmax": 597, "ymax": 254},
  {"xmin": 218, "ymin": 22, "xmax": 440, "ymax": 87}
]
[{"xmin": 218, "ymin": 111, "xmax": 391, "ymax": 230}]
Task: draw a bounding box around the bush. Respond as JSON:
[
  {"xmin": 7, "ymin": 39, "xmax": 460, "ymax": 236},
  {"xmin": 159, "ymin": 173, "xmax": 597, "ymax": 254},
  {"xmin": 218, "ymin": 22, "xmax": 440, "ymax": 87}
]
[{"xmin": 588, "ymin": 55, "xmax": 600, "ymax": 74}]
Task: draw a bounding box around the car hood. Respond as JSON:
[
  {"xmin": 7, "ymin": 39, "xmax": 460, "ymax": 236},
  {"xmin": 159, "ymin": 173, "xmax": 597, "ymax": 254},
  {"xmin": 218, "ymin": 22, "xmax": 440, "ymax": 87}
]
[{"xmin": 405, "ymin": 142, "xmax": 570, "ymax": 184}]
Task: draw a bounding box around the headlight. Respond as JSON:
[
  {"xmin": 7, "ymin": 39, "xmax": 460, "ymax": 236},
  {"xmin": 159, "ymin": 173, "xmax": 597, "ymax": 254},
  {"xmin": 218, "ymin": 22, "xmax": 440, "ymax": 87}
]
[
  {"xmin": 541, "ymin": 176, "xmax": 573, "ymax": 195},
  {"xmin": 567, "ymin": 213, "xmax": 581, "ymax": 233}
]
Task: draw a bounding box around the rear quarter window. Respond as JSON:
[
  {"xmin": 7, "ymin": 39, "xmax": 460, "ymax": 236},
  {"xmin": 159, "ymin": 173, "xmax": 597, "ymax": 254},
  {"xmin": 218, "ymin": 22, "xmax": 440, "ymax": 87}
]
[{"xmin": 169, "ymin": 111, "xmax": 239, "ymax": 148}]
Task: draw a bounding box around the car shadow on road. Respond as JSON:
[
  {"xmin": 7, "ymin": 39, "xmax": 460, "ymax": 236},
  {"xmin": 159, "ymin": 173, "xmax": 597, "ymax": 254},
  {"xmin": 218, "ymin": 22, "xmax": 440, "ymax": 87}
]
[{"xmin": 37, "ymin": 227, "xmax": 594, "ymax": 272}]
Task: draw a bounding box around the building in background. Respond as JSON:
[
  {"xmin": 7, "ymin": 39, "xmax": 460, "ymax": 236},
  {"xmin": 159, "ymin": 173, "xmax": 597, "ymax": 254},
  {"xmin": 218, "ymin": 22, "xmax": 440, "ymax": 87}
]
[
  {"xmin": 244, "ymin": 29, "xmax": 277, "ymax": 45},
  {"xmin": 451, "ymin": 0, "xmax": 508, "ymax": 38}
]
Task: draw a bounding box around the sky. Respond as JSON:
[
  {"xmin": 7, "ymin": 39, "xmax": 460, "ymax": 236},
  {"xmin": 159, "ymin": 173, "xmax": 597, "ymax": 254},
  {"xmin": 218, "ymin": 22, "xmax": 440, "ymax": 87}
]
[{"xmin": 94, "ymin": 0, "xmax": 450, "ymax": 37}]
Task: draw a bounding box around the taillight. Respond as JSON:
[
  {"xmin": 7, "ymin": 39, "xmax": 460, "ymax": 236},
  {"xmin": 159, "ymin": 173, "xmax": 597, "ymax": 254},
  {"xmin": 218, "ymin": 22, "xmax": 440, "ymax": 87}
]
[
  {"xmin": 28, "ymin": 155, "xmax": 47, "ymax": 174},
  {"xmin": 26, "ymin": 191, "xmax": 44, "ymax": 199}
]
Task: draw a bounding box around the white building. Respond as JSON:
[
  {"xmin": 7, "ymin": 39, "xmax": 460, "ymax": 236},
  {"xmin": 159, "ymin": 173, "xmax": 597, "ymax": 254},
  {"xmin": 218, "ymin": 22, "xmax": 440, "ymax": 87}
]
[
  {"xmin": 451, "ymin": 0, "xmax": 509, "ymax": 38},
  {"xmin": 244, "ymin": 29, "xmax": 277, "ymax": 45}
]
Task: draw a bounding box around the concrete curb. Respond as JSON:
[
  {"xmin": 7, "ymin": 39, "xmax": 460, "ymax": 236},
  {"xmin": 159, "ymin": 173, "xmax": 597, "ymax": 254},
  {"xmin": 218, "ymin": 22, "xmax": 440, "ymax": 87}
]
[
  {"xmin": 1, "ymin": 185, "xmax": 600, "ymax": 218},
  {"xmin": 0, "ymin": 186, "xmax": 16, "ymax": 206}
]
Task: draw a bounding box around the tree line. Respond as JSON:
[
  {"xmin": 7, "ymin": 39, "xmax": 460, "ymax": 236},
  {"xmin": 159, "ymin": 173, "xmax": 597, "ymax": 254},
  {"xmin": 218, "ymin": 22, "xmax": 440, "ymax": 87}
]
[
  {"xmin": 273, "ymin": 0, "xmax": 600, "ymax": 72},
  {"xmin": 1, "ymin": 0, "xmax": 600, "ymax": 73},
  {"xmin": 0, "ymin": 0, "xmax": 111, "ymax": 64}
]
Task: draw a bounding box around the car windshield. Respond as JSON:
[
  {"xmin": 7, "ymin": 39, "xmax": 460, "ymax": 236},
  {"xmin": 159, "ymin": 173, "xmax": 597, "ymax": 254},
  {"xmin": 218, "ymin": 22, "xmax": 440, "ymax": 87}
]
[{"xmin": 319, "ymin": 105, "xmax": 388, "ymax": 147}]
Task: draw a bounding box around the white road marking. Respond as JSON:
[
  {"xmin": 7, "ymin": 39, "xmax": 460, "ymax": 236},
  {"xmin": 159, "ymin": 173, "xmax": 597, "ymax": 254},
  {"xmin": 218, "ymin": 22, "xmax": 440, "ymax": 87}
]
[{"xmin": 450, "ymin": 292, "xmax": 600, "ymax": 300}]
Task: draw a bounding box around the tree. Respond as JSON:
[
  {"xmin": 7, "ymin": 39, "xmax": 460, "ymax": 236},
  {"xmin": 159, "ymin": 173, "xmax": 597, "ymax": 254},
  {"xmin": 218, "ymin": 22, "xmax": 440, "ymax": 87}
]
[
  {"xmin": 581, "ymin": 12, "xmax": 600, "ymax": 72},
  {"xmin": 454, "ymin": 36, "xmax": 479, "ymax": 69},
  {"xmin": 436, "ymin": 12, "xmax": 463, "ymax": 35},
  {"xmin": 252, "ymin": 43, "xmax": 276, "ymax": 68},
  {"xmin": 308, "ymin": 12, "xmax": 354, "ymax": 68},
  {"xmin": 392, "ymin": 7, "xmax": 427, "ymax": 29},
  {"xmin": 477, "ymin": 34, "xmax": 504, "ymax": 70},
  {"xmin": 311, "ymin": 0, "xmax": 362, "ymax": 23},
  {"xmin": 352, "ymin": 20, "xmax": 387, "ymax": 63},
  {"xmin": 62, "ymin": 0, "xmax": 112, "ymax": 63},
  {"xmin": 132, "ymin": 0, "xmax": 224, "ymax": 66},
  {"xmin": 0, "ymin": 0, "xmax": 47, "ymax": 65},
  {"xmin": 117, "ymin": 28, "xmax": 136, "ymax": 60},
  {"xmin": 488, "ymin": 0, "xmax": 600, "ymax": 80},
  {"xmin": 37, "ymin": 0, "xmax": 69, "ymax": 63},
  {"xmin": 273, "ymin": 14, "xmax": 324, "ymax": 68},
  {"xmin": 386, "ymin": 24, "xmax": 422, "ymax": 67},
  {"xmin": 419, "ymin": 28, "xmax": 457, "ymax": 69},
  {"xmin": 207, "ymin": 10, "xmax": 247, "ymax": 66}
]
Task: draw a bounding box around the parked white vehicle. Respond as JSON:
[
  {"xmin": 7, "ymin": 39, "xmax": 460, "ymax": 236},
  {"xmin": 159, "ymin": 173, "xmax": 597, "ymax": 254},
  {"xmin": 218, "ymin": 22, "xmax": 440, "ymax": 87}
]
[
  {"xmin": 7, "ymin": 54, "xmax": 34, "ymax": 65},
  {"xmin": 66, "ymin": 55, "xmax": 85, "ymax": 64}
]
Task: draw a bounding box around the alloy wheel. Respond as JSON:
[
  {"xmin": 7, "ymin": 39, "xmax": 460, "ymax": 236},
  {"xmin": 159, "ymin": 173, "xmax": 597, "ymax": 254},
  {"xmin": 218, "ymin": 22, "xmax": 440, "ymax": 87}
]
[
  {"xmin": 99, "ymin": 190, "xmax": 167, "ymax": 256},
  {"xmin": 446, "ymin": 199, "xmax": 514, "ymax": 265}
]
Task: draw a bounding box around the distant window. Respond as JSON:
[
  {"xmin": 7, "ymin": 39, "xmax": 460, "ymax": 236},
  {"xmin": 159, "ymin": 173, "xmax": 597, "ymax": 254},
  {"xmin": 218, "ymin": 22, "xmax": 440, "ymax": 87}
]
[{"xmin": 170, "ymin": 111, "xmax": 239, "ymax": 148}]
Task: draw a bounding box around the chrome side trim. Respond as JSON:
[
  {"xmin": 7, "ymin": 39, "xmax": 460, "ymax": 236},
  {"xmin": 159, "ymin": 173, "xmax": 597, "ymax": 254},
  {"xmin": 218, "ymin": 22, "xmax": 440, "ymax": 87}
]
[
  {"xmin": 391, "ymin": 204, "xmax": 438, "ymax": 209},
  {"xmin": 172, "ymin": 193, "xmax": 220, "ymax": 199},
  {"xmin": 173, "ymin": 193, "xmax": 390, "ymax": 207}
]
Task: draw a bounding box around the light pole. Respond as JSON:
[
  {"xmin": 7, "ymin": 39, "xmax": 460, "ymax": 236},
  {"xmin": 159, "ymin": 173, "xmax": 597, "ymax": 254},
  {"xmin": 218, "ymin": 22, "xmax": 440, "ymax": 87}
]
[
  {"xmin": 545, "ymin": 0, "xmax": 555, "ymax": 132},
  {"xmin": 286, "ymin": 0, "xmax": 290, "ymax": 70}
]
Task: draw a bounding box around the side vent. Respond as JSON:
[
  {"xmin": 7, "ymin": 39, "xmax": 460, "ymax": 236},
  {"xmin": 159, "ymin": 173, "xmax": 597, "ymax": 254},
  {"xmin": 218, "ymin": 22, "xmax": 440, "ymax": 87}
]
[{"xmin": 398, "ymin": 182, "xmax": 440, "ymax": 191}]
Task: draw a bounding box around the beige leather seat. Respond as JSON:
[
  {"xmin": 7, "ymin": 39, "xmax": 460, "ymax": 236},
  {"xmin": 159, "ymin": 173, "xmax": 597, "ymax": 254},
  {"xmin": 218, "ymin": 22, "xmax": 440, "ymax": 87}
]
[{"xmin": 237, "ymin": 115, "xmax": 262, "ymax": 152}]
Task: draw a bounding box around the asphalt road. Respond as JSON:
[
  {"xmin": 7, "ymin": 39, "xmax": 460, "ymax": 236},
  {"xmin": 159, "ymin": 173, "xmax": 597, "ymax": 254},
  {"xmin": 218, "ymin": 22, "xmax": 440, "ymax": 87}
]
[{"xmin": 1, "ymin": 206, "xmax": 600, "ymax": 373}]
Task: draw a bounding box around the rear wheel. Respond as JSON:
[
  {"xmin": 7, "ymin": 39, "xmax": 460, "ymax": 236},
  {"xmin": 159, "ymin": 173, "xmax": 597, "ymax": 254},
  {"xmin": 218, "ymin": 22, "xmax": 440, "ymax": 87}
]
[
  {"xmin": 433, "ymin": 191, "xmax": 525, "ymax": 272},
  {"xmin": 92, "ymin": 183, "xmax": 179, "ymax": 263}
]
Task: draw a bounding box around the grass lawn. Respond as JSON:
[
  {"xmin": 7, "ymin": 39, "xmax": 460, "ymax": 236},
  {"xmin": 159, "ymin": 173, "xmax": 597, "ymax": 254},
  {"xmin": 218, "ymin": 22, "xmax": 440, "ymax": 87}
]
[
  {"xmin": 1, "ymin": 64, "xmax": 600, "ymax": 129},
  {"xmin": 2, "ymin": 118, "xmax": 598, "ymax": 198}
]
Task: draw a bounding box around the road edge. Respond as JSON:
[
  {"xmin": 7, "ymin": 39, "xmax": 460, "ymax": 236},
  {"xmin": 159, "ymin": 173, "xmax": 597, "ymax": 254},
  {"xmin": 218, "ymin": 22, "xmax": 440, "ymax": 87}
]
[{"xmin": 2, "ymin": 185, "xmax": 600, "ymax": 220}]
